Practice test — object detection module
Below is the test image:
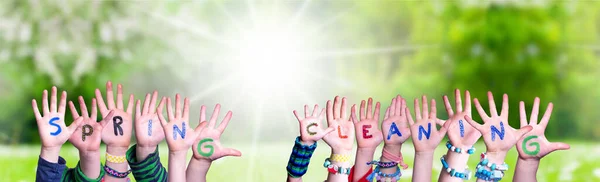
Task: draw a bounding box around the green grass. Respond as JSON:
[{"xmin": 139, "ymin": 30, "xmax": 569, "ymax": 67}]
[{"xmin": 1, "ymin": 141, "xmax": 598, "ymax": 181}]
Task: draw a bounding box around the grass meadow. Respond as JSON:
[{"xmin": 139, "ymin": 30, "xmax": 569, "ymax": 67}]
[{"xmin": 1, "ymin": 141, "xmax": 598, "ymax": 182}]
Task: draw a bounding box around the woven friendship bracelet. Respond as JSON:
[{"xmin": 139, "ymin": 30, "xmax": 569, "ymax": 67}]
[
  {"xmin": 106, "ymin": 153, "xmax": 127, "ymax": 163},
  {"xmin": 286, "ymin": 136, "xmax": 317, "ymax": 178},
  {"xmin": 330, "ymin": 154, "xmax": 350, "ymax": 163},
  {"xmin": 103, "ymin": 165, "xmax": 131, "ymax": 178},
  {"xmin": 367, "ymin": 160, "xmax": 398, "ymax": 168},
  {"xmin": 382, "ymin": 148, "xmax": 409, "ymax": 169}
]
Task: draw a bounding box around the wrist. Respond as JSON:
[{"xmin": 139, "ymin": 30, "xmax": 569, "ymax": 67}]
[
  {"xmin": 169, "ymin": 150, "xmax": 188, "ymax": 157},
  {"xmin": 484, "ymin": 151, "xmax": 507, "ymax": 164},
  {"xmin": 136, "ymin": 145, "xmax": 156, "ymax": 161},
  {"xmin": 40, "ymin": 146, "xmax": 61, "ymax": 163},
  {"xmin": 300, "ymin": 140, "xmax": 315, "ymax": 146},
  {"xmin": 357, "ymin": 147, "xmax": 377, "ymax": 153},
  {"xmin": 331, "ymin": 148, "xmax": 353, "ymax": 155},
  {"xmin": 106, "ymin": 146, "xmax": 128, "ymax": 156},
  {"xmin": 79, "ymin": 150, "xmax": 100, "ymax": 160},
  {"xmin": 382, "ymin": 144, "xmax": 402, "ymax": 154}
]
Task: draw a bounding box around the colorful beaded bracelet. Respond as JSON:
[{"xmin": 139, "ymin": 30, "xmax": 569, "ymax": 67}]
[
  {"xmin": 479, "ymin": 153, "xmax": 509, "ymax": 171},
  {"xmin": 474, "ymin": 152, "xmax": 509, "ymax": 182},
  {"xmin": 103, "ymin": 165, "xmax": 130, "ymax": 178},
  {"xmin": 367, "ymin": 160, "xmax": 398, "ymax": 168},
  {"xmin": 323, "ymin": 158, "xmax": 351, "ymax": 175},
  {"xmin": 367, "ymin": 165, "xmax": 401, "ymax": 182},
  {"xmin": 440, "ymin": 155, "xmax": 471, "ymax": 180},
  {"xmin": 286, "ymin": 136, "xmax": 317, "ymax": 178},
  {"xmin": 445, "ymin": 141, "xmax": 475, "ymax": 154}
]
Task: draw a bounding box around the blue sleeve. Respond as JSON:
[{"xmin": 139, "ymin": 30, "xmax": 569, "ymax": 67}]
[{"xmin": 36, "ymin": 155, "xmax": 67, "ymax": 182}]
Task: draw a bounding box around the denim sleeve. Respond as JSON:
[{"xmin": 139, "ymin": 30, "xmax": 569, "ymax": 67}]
[{"xmin": 36, "ymin": 155, "xmax": 67, "ymax": 182}]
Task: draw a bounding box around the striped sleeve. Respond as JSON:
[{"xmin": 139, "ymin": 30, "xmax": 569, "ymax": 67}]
[
  {"xmin": 126, "ymin": 145, "xmax": 168, "ymax": 182},
  {"xmin": 61, "ymin": 161, "xmax": 104, "ymax": 182}
]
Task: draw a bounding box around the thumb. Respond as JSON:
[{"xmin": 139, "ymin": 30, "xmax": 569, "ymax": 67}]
[
  {"xmin": 515, "ymin": 125, "xmax": 533, "ymax": 139},
  {"xmin": 195, "ymin": 121, "xmax": 208, "ymax": 133},
  {"xmin": 99, "ymin": 110, "xmax": 115, "ymax": 127},
  {"xmin": 549, "ymin": 142, "xmax": 570, "ymax": 151},
  {"xmin": 66, "ymin": 117, "xmax": 84, "ymax": 136},
  {"xmin": 223, "ymin": 148, "xmax": 242, "ymax": 157},
  {"xmin": 315, "ymin": 127, "xmax": 335, "ymax": 140}
]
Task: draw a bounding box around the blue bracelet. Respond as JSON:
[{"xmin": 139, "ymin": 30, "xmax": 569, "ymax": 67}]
[
  {"xmin": 440, "ymin": 155, "xmax": 471, "ymax": 180},
  {"xmin": 367, "ymin": 160, "xmax": 398, "ymax": 168},
  {"xmin": 367, "ymin": 165, "xmax": 401, "ymax": 182},
  {"xmin": 474, "ymin": 152, "xmax": 509, "ymax": 181},
  {"xmin": 446, "ymin": 141, "xmax": 475, "ymax": 154}
]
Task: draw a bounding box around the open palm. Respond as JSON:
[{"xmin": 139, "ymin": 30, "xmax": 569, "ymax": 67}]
[
  {"xmin": 351, "ymin": 98, "xmax": 383, "ymax": 149},
  {"xmin": 192, "ymin": 104, "xmax": 242, "ymax": 161},
  {"xmin": 406, "ymin": 96, "xmax": 447, "ymax": 152},
  {"xmin": 516, "ymin": 98, "xmax": 570, "ymax": 160},
  {"xmin": 382, "ymin": 95, "xmax": 411, "ymax": 145},
  {"xmin": 33, "ymin": 87, "xmax": 83, "ymax": 149},
  {"xmin": 158, "ymin": 95, "xmax": 199, "ymax": 152},
  {"xmin": 294, "ymin": 104, "xmax": 335, "ymax": 144},
  {"xmin": 464, "ymin": 92, "xmax": 532, "ymax": 152},
  {"xmin": 442, "ymin": 89, "xmax": 481, "ymax": 148},
  {"xmin": 135, "ymin": 91, "xmax": 165, "ymax": 148},
  {"xmin": 68, "ymin": 97, "xmax": 109, "ymax": 152},
  {"xmin": 96, "ymin": 82, "xmax": 134, "ymax": 148},
  {"xmin": 323, "ymin": 96, "xmax": 355, "ymax": 152}
]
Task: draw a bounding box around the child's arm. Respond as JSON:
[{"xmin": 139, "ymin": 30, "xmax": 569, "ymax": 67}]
[
  {"xmin": 350, "ymin": 98, "xmax": 383, "ymax": 182},
  {"xmin": 464, "ymin": 92, "xmax": 532, "ymax": 182},
  {"xmin": 513, "ymin": 98, "xmax": 570, "ymax": 182},
  {"xmin": 33, "ymin": 87, "xmax": 84, "ymax": 181},
  {"xmin": 185, "ymin": 104, "xmax": 242, "ymax": 181},
  {"xmin": 377, "ymin": 95, "xmax": 411, "ymax": 181},
  {"xmin": 286, "ymin": 104, "xmax": 334, "ymax": 182},
  {"xmin": 157, "ymin": 94, "xmax": 201, "ymax": 182},
  {"xmin": 438, "ymin": 90, "xmax": 481, "ymax": 182},
  {"xmin": 96, "ymin": 82, "xmax": 134, "ymax": 181},
  {"xmin": 322, "ymin": 97, "xmax": 355, "ymax": 182},
  {"xmin": 125, "ymin": 91, "xmax": 168, "ymax": 181},
  {"xmin": 405, "ymin": 96, "xmax": 448, "ymax": 182}
]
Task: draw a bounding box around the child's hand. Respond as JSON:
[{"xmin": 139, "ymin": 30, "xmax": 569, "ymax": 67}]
[
  {"xmin": 351, "ymin": 98, "xmax": 383, "ymax": 149},
  {"xmin": 516, "ymin": 98, "xmax": 570, "ymax": 160},
  {"xmin": 323, "ymin": 96, "xmax": 355, "ymax": 152},
  {"xmin": 406, "ymin": 96, "xmax": 447, "ymax": 152},
  {"xmin": 33, "ymin": 87, "xmax": 84, "ymax": 152},
  {"xmin": 382, "ymin": 95, "xmax": 411, "ymax": 146},
  {"xmin": 96, "ymin": 82, "xmax": 134, "ymax": 148},
  {"xmin": 191, "ymin": 104, "xmax": 242, "ymax": 161},
  {"xmin": 294, "ymin": 104, "xmax": 335, "ymax": 145},
  {"xmin": 464, "ymin": 92, "xmax": 532, "ymax": 152},
  {"xmin": 157, "ymin": 94, "xmax": 199, "ymax": 152},
  {"xmin": 442, "ymin": 89, "xmax": 481, "ymax": 148},
  {"xmin": 68, "ymin": 97, "xmax": 110, "ymax": 152},
  {"xmin": 134, "ymin": 91, "xmax": 165, "ymax": 148}
]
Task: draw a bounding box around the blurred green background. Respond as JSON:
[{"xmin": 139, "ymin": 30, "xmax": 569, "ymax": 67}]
[{"xmin": 1, "ymin": 0, "xmax": 599, "ymax": 181}]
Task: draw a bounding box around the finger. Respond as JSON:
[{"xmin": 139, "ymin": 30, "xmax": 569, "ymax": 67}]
[
  {"xmin": 58, "ymin": 91, "xmax": 67, "ymax": 114},
  {"xmin": 32, "ymin": 100, "xmax": 42, "ymax": 120},
  {"xmin": 500, "ymin": 93, "xmax": 509, "ymax": 118},
  {"xmin": 166, "ymin": 97, "xmax": 174, "ymax": 120},
  {"xmin": 360, "ymin": 100, "xmax": 366, "ymax": 120},
  {"xmin": 94, "ymin": 89, "xmax": 108, "ymax": 116},
  {"xmin": 464, "ymin": 115, "xmax": 483, "ymax": 131},
  {"xmin": 66, "ymin": 117, "xmax": 85, "ymax": 136},
  {"xmin": 341, "ymin": 97, "xmax": 348, "ymax": 119},
  {"xmin": 422, "ymin": 96, "xmax": 429, "ymax": 119},
  {"xmin": 42, "ymin": 90, "xmax": 49, "ymax": 114},
  {"xmin": 304, "ymin": 105, "xmax": 309, "ymax": 118},
  {"xmin": 208, "ymin": 104, "xmax": 221, "ymax": 128},
  {"xmin": 414, "ymin": 98, "xmax": 422, "ymax": 120},
  {"xmin": 223, "ymin": 148, "xmax": 243, "ymax": 157},
  {"xmin": 436, "ymin": 119, "xmax": 446, "ymax": 127},
  {"xmin": 438, "ymin": 122, "xmax": 448, "ymax": 137},
  {"xmin": 312, "ymin": 104, "xmax": 319, "ymax": 117},
  {"xmin": 78, "ymin": 96, "xmax": 89, "ymax": 118},
  {"xmin": 99, "ymin": 110, "xmax": 115, "ymax": 127},
  {"xmin": 443, "ymin": 95, "xmax": 454, "ymax": 116},
  {"xmin": 217, "ymin": 111, "xmax": 232, "ymax": 133},
  {"xmin": 430, "ymin": 99, "xmax": 437, "ymax": 119},
  {"xmin": 136, "ymin": 100, "xmax": 142, "ymax": 119},
  {"xmin": 326, "ymin": 100, "xmax": 334, "ymax": 124},
  {"xmin": 156, "ymin": 98, "xmax": 168, "ymax": 126},
  {"xmin": 183, "ymin": 98, "xmax": 190, "ymax": 120},
  {"xmin": 175, "ymin": 94, "xmax": 182, "ymax": 118},
  {"xmin": 539, "ymin": 102, "xmax": 553, "ymax": 129},
  {"xmin": 405, "ymin": 107, "xmax": 414, "ymax": 125},
  {"xmin": 374, "ymin": 102, "xmax": 381, "ymax": 121},
  {"xmin": 487, "ymin": 91, "xmax": 498, "ymax": 117},
  {"xmin": 50, "ymin": 86, "xmax": 57, "ymax": 113},
  {"xmin": 473, "ymin": 98, "xmax": 490, "ymax": 121},
  {"xmin": 125, "ymin": 94, "xmax": 134, "ymax": 114},
  {"xmin": 142, "ymin": 93, "xmax": 151, "ymax": 114},
  {"xmin": 315, "ymin": 126, "xmax": 335, "ymax": 139},
  {"xmin": 400, "ymin": 98, "xmax": 406, "ymax": 116},
  {"xmin": 530, "ymin": 97, "xmax": 540, "ymax": 125},
  {"xmin": 318, "ymin": 108, "xmax": 326, "ymax": 121},
  {"xmin": 549, "ymin": 142, "xmax": 571, "ymax": 151},
  {"xmin": 149, "ymin": 90, "xmax": 158, "ymax": 114},
  {"xmin": 367, "ymin": 98, "xmax": 373, "ymax": 119},
  {"xmin": 384, "ymin": 107, "xmax": 390, "ymax": 120},
  {"xmin": 465, "ymin": 90, "xmax": 472, "ymax": 115},
  {"xmin": 334, "ymin": 96, "xmax": 341, "ymax": 119},
  {"xmin": 116, "ymin": 84, "xmax": 124, "ymax": 109},
  {"xmin": 455, "ymin": 89, "xmax": 463, "ymax": 112},
  {"xmin": 395, "ymin": 95, "xmax": 402, "ymax": 115},
  {"xmin": 194, "ymin": 121, "xmax": 208, "ymax": 133},
  {"xmin": 516, "ymin": 126, "xmax": 533, "ymax": 139},
  {"xmin": 91, "ymin": 99, "xmax": 97, "ymax": 120},
  {"xmin": 351, "ymin": 105, "xmax": 358, "ymax": 123},
  {"xmin": 200, "ymin": 105, "xmax": 206, "ymax": 122},
  {"xmin": 106, "ymin": 81, "xmax": 115, "ymax": 110},
  {"xmin": 519, "ymin": 101, "xmax": 527, "ymax": 127},
  {"xmin": 68, "ymin": 101, "xmax": 80, "ymax": 119},
  {"xmin": 389, "ymin": 98, "xmax": 396, "ymax": 116}
]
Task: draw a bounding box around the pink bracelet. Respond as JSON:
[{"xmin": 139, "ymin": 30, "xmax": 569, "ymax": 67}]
[{"xmin": 382, "ymin": 148, "xmax": 409, "ymax": 169}]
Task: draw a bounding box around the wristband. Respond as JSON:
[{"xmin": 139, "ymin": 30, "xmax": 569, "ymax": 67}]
[
  {"xmin": 106, "ymin": 153, "xmax": 127, "ymax": 163},
  {"xmin": 440, "ymin": 155, "xmax": 471, "ymax": 180},
  {"xmin": 330, "ymin": 154, "xmax": 350, "ymax": 163},
  {"xmin": 446, "ymin": 141, "xmax": 475, "ymax": 154},
  {"xmin": 367, "ymin": 165, "xmax": 401, "ymax": 182},
  {"xmin": 382, "ymin": 148, "xmax": 409, "ymax": 169},
  {"xmin": 286, "ymin": 136, "xmax": 317, "ymax": 178},
  {"xmin": 474, "ymin": 152, "xmax": 509, "ymax": 181},
  {"xmin": 323, "ymin": 158, "xmax": 351, "ymax": 175},
  {"xmin": 367, "ymin": 160, "xmax": 397, "ymax": 168},
  {"xmin": 103, "ymin": 165, "xmax": 131, "ymax": 178}
]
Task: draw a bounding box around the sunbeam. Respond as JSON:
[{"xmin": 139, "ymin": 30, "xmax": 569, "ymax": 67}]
[
  {"xmin": 189, "ymin": 73, "xmax": 239, "ymax": 103},
  {"xmin": 315, "ymin": 44, "xmax": 440, "ymax": 58}
]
